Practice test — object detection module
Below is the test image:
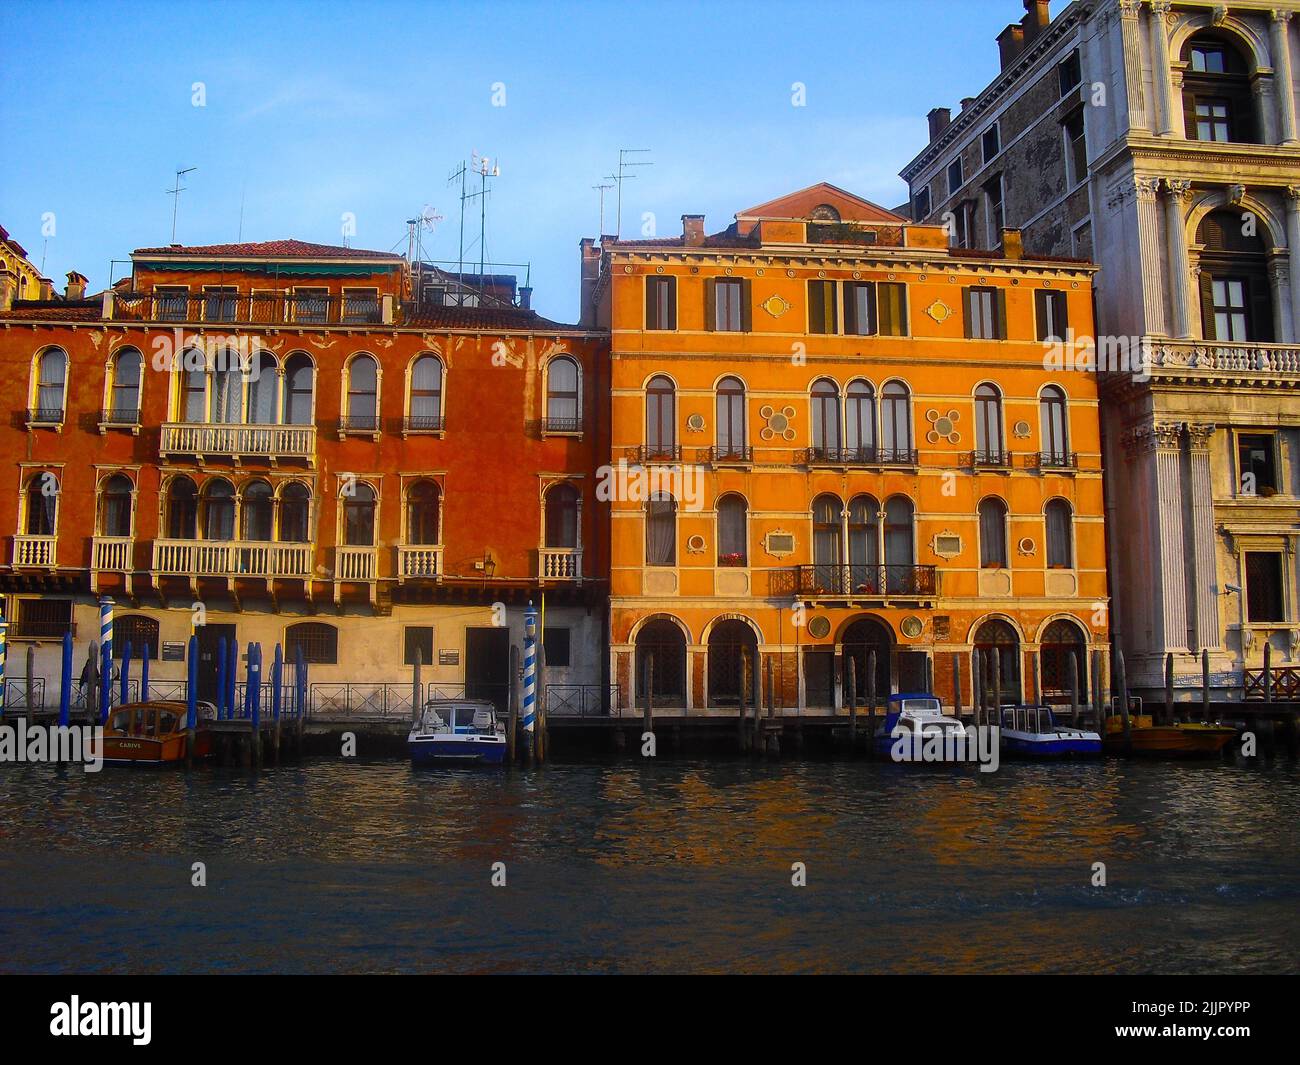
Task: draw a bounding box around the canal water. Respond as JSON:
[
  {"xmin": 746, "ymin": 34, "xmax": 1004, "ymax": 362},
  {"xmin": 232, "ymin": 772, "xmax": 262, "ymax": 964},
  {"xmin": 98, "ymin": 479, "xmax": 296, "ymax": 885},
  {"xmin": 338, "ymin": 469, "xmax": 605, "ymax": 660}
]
[{"xmin": 1, "ymin": 755, "xmax": 1297, "ymax": 973}]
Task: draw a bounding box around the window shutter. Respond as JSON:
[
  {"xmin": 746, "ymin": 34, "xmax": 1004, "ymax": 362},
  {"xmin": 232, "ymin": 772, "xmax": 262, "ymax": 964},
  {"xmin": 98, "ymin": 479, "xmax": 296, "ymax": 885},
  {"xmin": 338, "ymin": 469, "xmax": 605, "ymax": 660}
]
[
  {"xmin": 996, "ymin": 290, "xmax": 1008, "ymax": 340},
  {"xmin": 963, "ymin": 289, "xmax": 974, "ymax": 339},
  {"xmin": 1183, "ymin": 90, "xmax": 1198, "ymax": 139},
  {"xmin": 741, "ymin": 279, "xmax": 753, "ymax": 332},
  {"xmin": 844, "ymin": 284, "xmax": 859, "ymax": 335},
  {"xmin": 667, "ymin": 277, "xmax": 677, "ymax": 330},
  {"xmin": 1199, "ymin": 273, "xmax": 1217, "ymax": 340},
  {"xmin": 645, "ymin": 278, "xmax": 655, "ymax": 330},
  {"xmin": 884, "ymin": 283, "xmax": 905, "ymax": 336},
  {"xmin": 1249, "ymin": 276, "xmax": 1274, "ymax": 343},
  {"xmin": 704, "ymin": 278, "xmax": 716, "ymax": 331}
]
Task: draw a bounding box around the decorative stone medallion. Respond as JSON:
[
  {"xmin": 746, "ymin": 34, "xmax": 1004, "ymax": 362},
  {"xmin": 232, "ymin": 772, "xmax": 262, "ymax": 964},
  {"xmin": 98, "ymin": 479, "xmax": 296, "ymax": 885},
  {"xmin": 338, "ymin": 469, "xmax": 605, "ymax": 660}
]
[
  {"xmin": 925, "ymin": 407, "xmax": 961, "ymax": 444},
  {"xmin": 761, "ymin": 294, "xmax": 790, "ymax": 319},
  {"xmin": 925, "ymin": 299, "xmax": 954, "ymax": 323},
  {"xmin": 759, "ymin": 404, "xmax": 797, "ymax": 441}
]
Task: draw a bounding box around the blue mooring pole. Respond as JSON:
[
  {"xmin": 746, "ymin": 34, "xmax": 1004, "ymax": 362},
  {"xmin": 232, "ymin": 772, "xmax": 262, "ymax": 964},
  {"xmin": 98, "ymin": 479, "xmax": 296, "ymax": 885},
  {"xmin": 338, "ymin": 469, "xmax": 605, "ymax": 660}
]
[
  {"xmin": 140, "ymin": 644, "xmax": 150, "ymax": 702},
  {"xmin": 99, "ymin": 642, "xmax": 112, "ymax": 724},
  {"xmin": 249, "ymin": 643, "xmax": 261, "ymax": 730},
  {"xmin": 295, "ymin": 643, "xmax": 306, "ymax": 719},
  {"xmin": 272, "ymin": 644, "xmax": 283, "ymax": 724},
  {"xmin": 0, "ymin": 612, "xmax": 8, "ymax": 717},
  {"xmin": 522, "ymin": 602, "xmax": 539, "ymax": 765},
  {"xmin": 229, "ymin": 639, "xmax": 240, "ymax": 720},
  {"xmin": 186, "ymin": 634, "xmax": 199, "ymax": 770},
  {"xmin": 120, "ymin": 640, "xmax": 132, "ymax": 706},
  {"xmin": 217, "ymin": 637, "xmax": 228, "ymax": 720},
  {"xmin": 58, "ymin": 631, "xmax": 73, "ymax": 727}
]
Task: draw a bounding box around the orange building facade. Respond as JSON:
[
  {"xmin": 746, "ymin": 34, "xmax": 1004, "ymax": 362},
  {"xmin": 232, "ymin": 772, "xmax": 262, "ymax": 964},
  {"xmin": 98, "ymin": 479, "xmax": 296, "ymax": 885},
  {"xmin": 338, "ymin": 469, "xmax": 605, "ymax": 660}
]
[
  {"xmin": 0, "ymin": 240, "xmax": 608, "ymax": 712},
  {"xmin": 589, "ymin": 184, "xmax": 1109, "ymax": 714}
]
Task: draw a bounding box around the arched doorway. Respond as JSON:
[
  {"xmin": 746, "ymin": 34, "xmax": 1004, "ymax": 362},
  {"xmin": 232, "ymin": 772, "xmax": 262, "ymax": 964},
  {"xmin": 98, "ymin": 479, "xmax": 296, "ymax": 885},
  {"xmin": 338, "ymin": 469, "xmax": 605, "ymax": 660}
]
[
  {"xmin": 974, "ymin": 619, "xmax": 1022, "ymax": 704},
  {"xmin": 1040, "ymin": 619, "xmax": 1088, "ymax": 704},
  {"xmin": 635, "ymin": 619, "xmax": 687, "ymax": 708},
  {"xmin": 707, "ymin": 619, "xmax": 759, "ymax": 707},
  {"xmin": 841, "ymin": 617, "xmax": 892, "ymax": 704}
]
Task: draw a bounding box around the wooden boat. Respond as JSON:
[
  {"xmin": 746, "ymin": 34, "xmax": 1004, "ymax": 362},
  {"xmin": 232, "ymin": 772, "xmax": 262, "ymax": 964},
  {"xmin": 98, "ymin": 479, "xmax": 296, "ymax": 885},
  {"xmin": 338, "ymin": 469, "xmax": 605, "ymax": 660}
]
[
  {"xmin": 1101, "ymin": 713, "xmax": 1237, "ymax": 756},
  {"xmin": 102, "ymin": 701, "xmax": 216, "ymax": 764},
  {"xmin": 408, "ymin": 700, "xmax": 507, "ymax": 766},
  {"xmin": 999, "ymin": 704, "xmax": 1101, "ymax": 757}
]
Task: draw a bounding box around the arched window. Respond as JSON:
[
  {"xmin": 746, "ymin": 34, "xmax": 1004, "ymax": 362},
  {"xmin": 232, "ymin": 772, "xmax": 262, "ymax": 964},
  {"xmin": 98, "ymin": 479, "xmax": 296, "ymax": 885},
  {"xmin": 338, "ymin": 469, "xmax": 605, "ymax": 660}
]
[
  {"xmin": 635, "ymin": 619, "xmax": 687, "ymax": 707},
  {"xmin": 544, "ymin": 484, "xmax": 579, "ymax": 549},
  {"xmin": 716, "ymin": 494, "xmax": 747, "ymax": 565},
  {"xmin": 283, "ymin": 354, "xmax": 314, "ymax": 425},
  {"xmin": 279, "ymin": 482, "xmax": 311, "ymax": 542},
  {"xmin": 646, "ymin": 492, "xmax": 677, "ymax": 566},
  {"xmin": 845, "ymin": 381, "xmax": 876, "ymax": 458},
  {"xmin": 166, "ymin": 477, "xmax": 198, "ymax": 539},
  {"xmin": 975, "ymin": 619, "xmax": 1021, "ymax": 704},
  {"xmin": 406, "ymin": 480, "xmax": 441, "ymax": 545},
  {"xmin": 99, "ymin": 474, "xmax": 134, "ymax": 537},
  {"xmin": 346, "ymin": 355, "xmax": 379, "ymax": 431},
  {"xmin": 113, "ymin": 616, "xmax": 160, "ymax": 660},
  {"xmin": 883, "ymin": 496, "xmax": 915, "ymax": 593},
  {"xmin": 979, "ymin": 497, "xmax": 1008, "ymax": 568},
  {"xmin": 202, "ymin": 479, "xmax": 235, "ymax": 540},
  {"xmin": 409, "ymin": 354, "xmax": 443, "ymax": 431},
  {"xmin": 1040, "ymin": 618, "xmax": 1088, "ymax": 703},
  {"xmin": 1181, "ymin": 34, "xmax": 1256, "ymax": 144},
  {"xmin": 34, "ymin": 348, "xmax": 67, "ymax": 420},
  {"xmin": 707, "ymin": 619, "xmax": 759, "ymax": 706},
  {"xmin": 812, "ymin": 495, "xmax": 843, "ymax": 591},
  {"xmin": 1039, "ymin": 386, "xmax": 1069, "ymax": 464},
  {"xmin": 286, "ymin": 621, "xmax": 339, "ymax": 665},
  {"xmin": 24, "ymin": 472, "xmax": 57, "ymax": 535},
  {"xmin": 847, "ymin": 495, "xmax": 880, "ymax": 588},
  {"xmin": 1045, "ymin": 499, "xmax": 1074, "ymax": 568},
  {"xmin": 181, "ymin": 352, "xmax": 207, "ymax": 422},
  {"xmin": 1197, "ymin": 209, "xmax": 1273, "ymax": 343},
  {"xmin": 246, "ymin": 353, "xmax": 279, "ymax": 424},
  {"xmin": 810, "ymin": 378, "xmax": 841, "ymax": 456},
  {"xmin": 843, "ymin": 616, "xmax": 893, "ymax": 703},
  {"xmin": 212, "ymin": 356, "xmax": 243, "ymax": 423},
  {"xmin": 109, "ymin": 348, "xmax": 143, "ymax": 423},
  {"xmin": 646, "ymin": 375, "xmax": 676, "ymax": 457},
  {"xmin": 881, "ymin": 381, "xmax": 912, "ymax": 459},
  {"xmin": 241, "ymin": 480, "xmax": 274, "ymax": 541},
  {"xmin": 546, "ymin": 356, "xmax": 580, "ymax": 432},
  {"xmin": 974, "ymin": 383, "xmax": 1004, "ymax": 462},
  {"xmin": 343, "ymin": 482, "xmax": 377, "ymax": 546},
  {"xmin": 715, "ymin": 376, "xmax": 746, "ymax": 457}
]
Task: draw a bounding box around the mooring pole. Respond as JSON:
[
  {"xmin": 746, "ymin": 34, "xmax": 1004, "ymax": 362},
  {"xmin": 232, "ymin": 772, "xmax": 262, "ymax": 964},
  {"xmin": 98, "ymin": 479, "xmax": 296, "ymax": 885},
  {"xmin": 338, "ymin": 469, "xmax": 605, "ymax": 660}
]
[
  {"xmin": 1068, "ymin": 651, "xmax": 1079, "ymax": 729},
  {"xmin": 58, "ymin": 631, "xmax": 73, "ymax": 727},
  {"xmin": 217, "ymin": 638, "xmax": 228, "ymax": 720},
  {"xmin": 296, "ymin": 644, "xmax": 307, "ymax": 752},
  {"xmin": 1030, "ymin": 654, "xmax": 1040, "ymax": 706},
  {"xmin": 99, "ymin": 642, "xmax": 111, "ymax": 724},
  {"xmin": 866, "ymin": 649, "xmax": 877, "ymax": 755},
  {"xmin": 120, "ymin": 640, "xmax": 132, "ymax": 707},
  {"xmin": 26, "ymin": 646, "xmax": 35, "ymax": 712},
  {"xmin": 765, "ymin": 657, "xmax": 778, "ymax": 756},
  {"xmin": 249, "ymin": 642, "xmax": 262, "ymax": 767},
  {"xmin": 1116, "ymin": 647, "xmax": 1131, "ymax": 753},
  {"xmin": 738, "ymin": 648, "xmax": 749, "ymax": 753},
  {"xmin": 1164, "ymin": 652, "xmax": 1174, "ymax": 725},
  {"xmin": 522, "ymin": 602, "xmax": 539, "ymax": 768},
  {"xmin": 0, "ymin": 612, "xmax": 7, "ymax": 717},
  {"xmin": 972, "ymin": 649, "xmax": 983, "ymax": 730},
  {"xmin": 644, "ymin": 653, "xmax": 655, "ymax": 739},
  {"xmin": 1263, "ymin": 640, "xmax": 1273, "ymax": 705},
  {"xmin": 85, "ymin": 641, "xmax": 98, "ymax": 724},
  {"xmin": 507, "ymin": 644, "xmax": 519, "ymax": 766},
  {"xmin": 186, "ymin": 634, "xmax": 198, "ymax": 769},
  {"xmin": 228, "ymin": 639, "xmax": 240, "ymax": 725},
  {"xmin": 1202, "ymin": 648, "xmax": 1211, "ymax": 723},
  {"xmin": 412, "ymin": 646, "xmax": 423, "ymax": 725},
  {"xmin": 271, "ymin": 643, "xmax": 283, "ymax": 765},
  {"xmin": 952, "ymin": 653, "xmax": 963, "ymax": 724},
  {"xmin": 1091, "ymin": 649, "xmax": 1102, "ymax": 730},
  {"xmin": 847, "ymin": 655, "xmax": 858, "ymax": 747},
  {"xmin": 536, "ymin": 636, "xmax": 547, "ymax": 766},
  {"xmin": 991, "ymin": 648, "xmax": 1002, "ymax": 726}
]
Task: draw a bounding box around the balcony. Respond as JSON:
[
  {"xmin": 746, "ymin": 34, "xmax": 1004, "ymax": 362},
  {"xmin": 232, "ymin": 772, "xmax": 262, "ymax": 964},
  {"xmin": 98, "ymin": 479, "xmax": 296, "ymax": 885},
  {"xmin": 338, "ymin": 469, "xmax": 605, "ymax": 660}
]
[
  {"xmin": 968, "ymin": 449, "xmax": 1013, "ymax": 470},
  {"xmin": 99, "ymin": 407, "xmax": 141, "ymax": 434},
  {"xmin": 160, "ymin": 422, "xmax": 316, "ymax": 463},
  {"xmin": 630, "ymin": 444, "xmax": 682, "ymax": 464},
  {"xmin": 802, "ymin": 446, "xmax": 918, "ymax": 467},
  {"xmin": 109, "ymin": 291, "xmax": 389, "ymax": 326},
  {"xmin": 337, "ymin": 413, "xmax": 380, "ymax": 439},
  {"xmin": 403, "ymin": 414, "xmax": 445, "ymax": 436},
  {"xmin": 397, "ymin": 544, "xmax": 443, "ymax": 580},
  {"xmin": 92, "ymin": 536, "xmax": 133, "ymax": 572},
  {"xmin": 26, "ymin": 407, "xmax": 64, "ymax": 429},
  {"xmin": 769, "ymin": 563, "xmax": 938, "ymax": 601},
  {"xmin": 1146, "ymin": 340, "xmax": 1300, "ymax": 381},
  {"xmin": 152, "ymin": 539, "xmax": 313, "ymax": 578},
  {"xmin": 705, "ymin": 445, "xmax": 753, "ymax": 465},
  {"xmin": 540, "ymin": 548, "xmax": 582, "ymax": 581},
  {"xmin": 336, "ymin": 545, "xmax": 377, "ymax": 581},
  {"xmin": 12, "ymin": 535, "xmax": 57, "ymax": 568},
  {"xmin": 542, "ymin": 416, "xmax": 582, "ymax": 435},
  {"xmin": 1032, "ymin": 451, "xmax": 1079, "ymax": 471}
]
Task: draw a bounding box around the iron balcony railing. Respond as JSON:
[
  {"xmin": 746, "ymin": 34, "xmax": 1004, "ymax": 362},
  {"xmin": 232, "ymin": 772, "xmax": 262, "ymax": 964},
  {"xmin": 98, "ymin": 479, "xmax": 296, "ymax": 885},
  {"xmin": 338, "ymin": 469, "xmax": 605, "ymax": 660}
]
[
  {"xmin": 99, "ymin": 407, "xmax": 141, "ymax": 429},
  {"xmin": 802, "ymin": 446, "xmax": 918, "ymax": 466},
  {"xmin": 338, "ymin": 413, "xmax": 380, "ymax": 434},
  {"xmin": 968, "ymin": 448, "xmax": 1013, "ymax": 469},
  {"xmin": 403, "ymin": 414, "xmax": 445, "ymax": 434},
  {"xmin": 26, "ymin": 407, "xmax": 65, "ymax": 427},
  {"xmin": 706, "ymin": 445, "xmax": 754, "ymax": 463},
  {"xmin": 769, "ymin": 563, "xmax": 938, "ymax": 599},
  {"xmin": 153, "ymin": 539, "xmax": 314, "ymax": 578},
  {"xmin": 630, "ymin": 443, "xmax": 682, "ymax": 463},
  {"xmin": 543, "ymin": 416, "xmax": 582, "ymax": 433},
  {"xmin": 110, "ymin": 292, "xmax": 386, "ymax": 326},
  {"xmin": 545, "ymin": 684, "xmax": 621, "ymax": 717},
  {"xmin": 1033, "ymin": 450, "xmax": 1079, "ymax": 470},
  {"xmin": 160, "ymin": 422, "xmax": 316, "ymax": 460}
]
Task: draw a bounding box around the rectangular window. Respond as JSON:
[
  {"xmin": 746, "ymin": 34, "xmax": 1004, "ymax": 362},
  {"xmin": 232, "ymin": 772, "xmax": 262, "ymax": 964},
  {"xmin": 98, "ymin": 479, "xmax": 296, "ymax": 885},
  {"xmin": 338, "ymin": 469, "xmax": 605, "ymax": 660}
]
[
  {"xmin": 1245, "ymin": 552, "xmax": 1285, "ymax": 623},
  {"xmin": 1035, "ymin": 290, "xmax": 1069, "ymax": 342},
  {"xmin": 14, "ymin": 598, "xmax": 73, "ymax": 639},
  {"xmin": 1212, "ymin": 277, "xmax": 1249, "ymax": 341},
  {"xmin": 965, "ymin": 287, "xmax": 1005, "ymax": 340},
  {"xmin": 542, "ymin": 627, "xmax": 571, "ymax": 668},
  {"xmin": 808, "ymin": 279, "xmax": 839, "ymax": 334},
  {"xmin": 713, "ymin": 278, "xmax": 744, "ymax": 331},
  {"xmin": 404, "ymin": 626, "xmax": 435, "ymax": 667},
  {"xmin": 877, "ymin": 282, "xmax": 908, "ymax": 337},
  {"xmin": 1195, "ymin": 98, "xmax": 1232, "ymax": 142},
  {"xmin": 981, "ymin": 124, "xmax": 1000, "ymax": 164},
  {"xmin": 1238, "ymin": 434, "xmax": 1278, "ymax": 495},
  {"xmin": 1191, "ymin": 45, "xmax": 1227, "ymax": 73},
  {"xmin": 156, "ymin": 286, "xmax": 189, "ymax": 322},
  {"xmin": 645, "ymin": 276, "xmax": 676, "ymax": 330},
  {"xmin": 953, "ymin": 201, "xmax": 973, "ymax": 249},
  {"xmin": 913, "ymin": 186, "xmax": 931, "ymax": 220},
  {"xmin": 947, "ymin": 158, "xmax": 964, "ymax": 196},
  {"xmin": 844, "ymin": 281, "xmax": 877, "ymax": 336},
  {"xmin": 1058, "ymin": 50, "xmax": 1082, "ymax": 96},
  {"xmin": 984, "ymin": 175, "xmax": 1005, "ymax": 246},
  {"xmin": 1064, "ymin": 112, "xmax": 1087, "ymax": 186}
]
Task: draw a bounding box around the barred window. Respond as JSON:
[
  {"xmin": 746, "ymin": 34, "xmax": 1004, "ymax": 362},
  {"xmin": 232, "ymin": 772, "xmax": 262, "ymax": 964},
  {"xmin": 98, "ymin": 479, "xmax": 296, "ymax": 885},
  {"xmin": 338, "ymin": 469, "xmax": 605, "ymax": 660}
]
[
  {"xmin": 404, "ymin": 626, "xmax": 435, "ymax": 667},
  {"xmin": 286, "ymin": 622, "xmax": 339, "ymax": 664},
  {"xmin": 15, "ymin": 598, "xmax": 73, "ymax": 639},
  {"xmin": 113, "ymin": 615, "xmax": 160, "ymax": 659}
]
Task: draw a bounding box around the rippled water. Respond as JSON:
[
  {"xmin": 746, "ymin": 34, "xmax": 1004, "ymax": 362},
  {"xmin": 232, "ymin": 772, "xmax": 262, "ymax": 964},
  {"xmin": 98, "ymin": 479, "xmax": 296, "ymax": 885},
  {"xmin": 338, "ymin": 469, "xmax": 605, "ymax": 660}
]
[{"xmin": 1, "ymin": 754, "xmax": 1297, "ymax": 973}]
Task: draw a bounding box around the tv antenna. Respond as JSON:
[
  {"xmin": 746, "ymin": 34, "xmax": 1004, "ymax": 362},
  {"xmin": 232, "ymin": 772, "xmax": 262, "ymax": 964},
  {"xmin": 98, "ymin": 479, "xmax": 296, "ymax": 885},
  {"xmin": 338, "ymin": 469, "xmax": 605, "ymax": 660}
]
[
  {"xmin": 592, "ymin": 182, "xmax": 614, "ymax": 238},
  {"xmin": 611, "ymin": 148, "xmax": 651, "ymax": 238},
  {"xmin": 447, "ymin": 153, "xmax": 499, "ymax": 304},
  {"xmin": 406, "ymin": 206, "xmax": 444, "ymax": 299},
  {"xmin": 167, "ymin": 166, "xmax": 197, "ymax": 244}
]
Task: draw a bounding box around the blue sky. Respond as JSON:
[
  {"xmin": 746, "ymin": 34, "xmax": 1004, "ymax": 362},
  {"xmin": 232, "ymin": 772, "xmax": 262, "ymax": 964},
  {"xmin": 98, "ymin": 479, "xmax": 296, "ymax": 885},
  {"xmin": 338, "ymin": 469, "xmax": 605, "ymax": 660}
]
[{"xmin": 1, "ymin": 0, "xmax": 1012, "ymax": 322}]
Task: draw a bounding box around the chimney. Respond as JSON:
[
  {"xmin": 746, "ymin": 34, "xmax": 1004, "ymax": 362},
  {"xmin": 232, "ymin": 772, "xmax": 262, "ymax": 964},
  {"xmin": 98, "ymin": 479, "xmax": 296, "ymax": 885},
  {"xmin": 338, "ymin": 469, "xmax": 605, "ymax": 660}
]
[
  {"xmin": 998, "ymin": 24, "xmax": 1025, "ymax": 69},
  {"xmin": 1021, "ymin": 0, "xmax": 1051, "ymax": 45},
  {"xmin": 960, "ymin": 96, "xmax": 977, "ymax": 111},
  {"xmin": 682, "ymin": 214, "xmax": 705, "ymax": 246},
  {"xmin": 38, "ymin": 277, "xmax": 54, "ymax": 300},
  {"xmin": 579, "ymin": 238, "xmax": 601, "ymax": 327},
  {"xmin": 1001, "ymin": 229, "xmax": 1025, "ymax": 260},
  {"xmin": 518, "ymin": 286, "xmax": 533, "ymax": 310},
  {"xmin": 927, "ymin": 107, "xmax": 952, "ymax": 140},
  {"xmin": 65, "ymin": 270, "xmax": 88, "ymax": 301}
]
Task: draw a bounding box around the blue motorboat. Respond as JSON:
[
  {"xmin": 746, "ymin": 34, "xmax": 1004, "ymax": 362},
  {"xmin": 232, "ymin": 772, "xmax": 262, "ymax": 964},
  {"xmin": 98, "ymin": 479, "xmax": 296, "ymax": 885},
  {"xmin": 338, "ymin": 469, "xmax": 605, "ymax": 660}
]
[
  {"xmin": 873, "ymin": 693, "xmax": 971, "ymax": 760},
  {"xmin": 999, "ymin": 704, "xmax": 1101, "ymax": 757},
  {"xmin": 408, "ymin": 699, "xmax": 507, "ymax": 766}
]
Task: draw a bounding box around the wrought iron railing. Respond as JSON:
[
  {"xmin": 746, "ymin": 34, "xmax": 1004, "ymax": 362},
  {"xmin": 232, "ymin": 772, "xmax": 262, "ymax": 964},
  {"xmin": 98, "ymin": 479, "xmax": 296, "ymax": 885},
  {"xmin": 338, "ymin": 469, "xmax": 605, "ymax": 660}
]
[
  {"xmin": 545, "ymin": 684, "xmax": 620, "ymax": 717},
  {"xmin": 802, "ymin": 446, "xmax": 918, "ymax": 466},
  {"xmin": 631, "ymin": 444, "xmax": 682, "ymax": 463},
  {"xmin": 968, "ymin": 448, "xmax": 1013, "ymax": 468},
  {"xmin": 26, "ymin": 407, "xmax": 65, "ymax": 426},
  {"xmin": 111, "ymin": 292, "xmax": 386, "ymax": 326},
  {"xmin": 403, "ymin": 414, "xmax": 444, "ymax": 433},
  {"xmin": 1033, "ymin": 450, "xmax": 1079, "ymax": 470},
  {"xmin": 543, "ymin": 416, "xmax": 582, "ymax": 433},
  {"xmin": 769, "ymin": 563, "xmax": 938, "ymax": 598},
  {"xmin": 100, "ymin": 407, "xmax": 141, "ymax": 428},
  {"xmin": 706, "ymin": 445, "xmax": 753, "ymax": 463},
  {"xmin": 338, "ymin": 413, "xmax": 380, "ymax": 434}
]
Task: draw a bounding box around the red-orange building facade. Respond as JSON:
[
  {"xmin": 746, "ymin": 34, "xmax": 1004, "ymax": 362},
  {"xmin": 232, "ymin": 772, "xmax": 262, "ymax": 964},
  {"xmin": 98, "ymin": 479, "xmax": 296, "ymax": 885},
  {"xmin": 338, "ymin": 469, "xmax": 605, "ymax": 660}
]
[{"xmin": 0, "ymin": 240, "xmax": 608, "ymax": 712}]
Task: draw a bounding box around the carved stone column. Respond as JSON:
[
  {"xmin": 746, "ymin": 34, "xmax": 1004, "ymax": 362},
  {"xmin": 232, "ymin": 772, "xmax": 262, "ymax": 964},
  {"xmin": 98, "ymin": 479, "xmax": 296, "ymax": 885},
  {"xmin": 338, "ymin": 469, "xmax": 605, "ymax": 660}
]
[
  {"xmin": 1149, "ymin": 1, "xmax": 1176, "ymax": 136},
  {"xmin": 1119, "ymin": 0, "xmax": 1149, "ymax": 132},
  {"xmin": 1268, "ymin": 254, "xmax": 1295, "ymax": 343},
  {"xmin": 1163, "ymin": 178, "xmax": 1195, "ymax": 339},
  {"xmin": 1185, "ymin": 424, "xmax": 1221, "ymax": 651},
  {"xmin": 1272, "ymin": 10, "xmax": 1298, "ymax": 145},
  {"xmin": 1153, "ymin": 421, "xmax": 1190, "ymax": 653},
  {"xmin": 1286, "ymin": 187, "xmax": 1300, "ymax": 337},
  {"xmin": 1137, "ymin": 177, "xmax": 1169, "ymax": 336}
]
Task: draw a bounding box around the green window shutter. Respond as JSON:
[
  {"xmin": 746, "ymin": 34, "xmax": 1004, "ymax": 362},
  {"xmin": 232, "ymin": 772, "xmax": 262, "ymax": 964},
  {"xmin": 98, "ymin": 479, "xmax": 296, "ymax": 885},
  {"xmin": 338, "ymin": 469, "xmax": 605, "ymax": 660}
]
[
  {"xmin": 963, "ymin": 288, "xmax": 974, "ymax": 339},
  {"xmin": 996, "ymin": 289, "xmax": 1008, "ymax": 340},
  {"xmin": 827, "ymin": 282, "xmax": 839, "ymax": 334},
  {"xmin": 1199, "ymin": 273, "xmax": 1216, "ymax": 341},
  {"xmin": 882, "ymin": 282, "xmax": 905, "ymax": 336},
  {"xmin": 645, "ymin": 278, "xmax": 656, "ymax": 329},
  {"xmin": 844, "ymin": 283, "xmax": 859, "ymax": 335},
  {"xmin": 1183, "ymin": 90, "xmax": 1198, "ymax": 139},
  {"xmin": 667, "ymin": 277, "xmax": 677, "ymax": 329},
  {"xmin": 1055, "ymin": 291, "xmax": 1068, "ymax": 338},
  {"xmin": 704, "ymin": 278, "xmax": 716, "ymax": 331},
  {"xmin": 741, "ymin": 279, "xmax": 753, "ymax": 332}
]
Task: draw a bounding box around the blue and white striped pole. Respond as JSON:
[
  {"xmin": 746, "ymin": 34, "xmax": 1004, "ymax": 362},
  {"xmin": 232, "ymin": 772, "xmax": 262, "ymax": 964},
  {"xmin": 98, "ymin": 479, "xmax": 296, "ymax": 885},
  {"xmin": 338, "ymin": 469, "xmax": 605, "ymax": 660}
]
[
  {"xmin": 98, "ymin": 596, "xmax": 114, "ymax": 665},
  {"xmin": 98, "ymin": 596, "xmax": 114, "ymax": 722},
  {"xmin": 0, "ymin": 612, "xmax": 8, "ymax": 716},
  {"xmin": 522, "ymin": 603, "xmax": 539, "ymax": 762}
]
